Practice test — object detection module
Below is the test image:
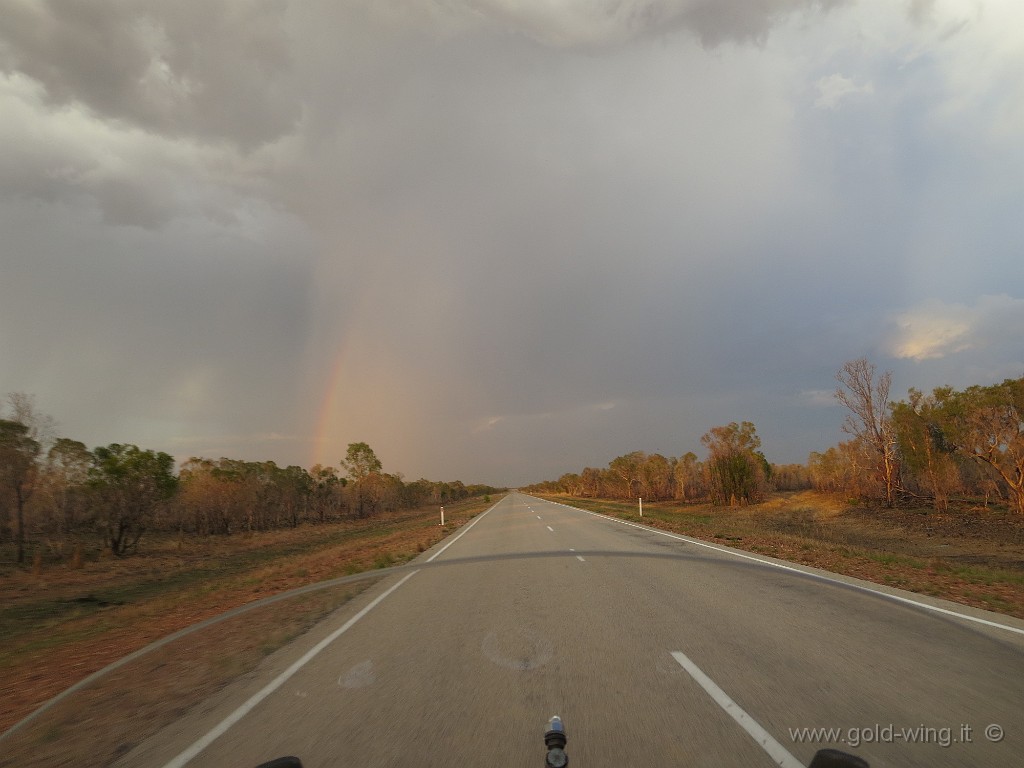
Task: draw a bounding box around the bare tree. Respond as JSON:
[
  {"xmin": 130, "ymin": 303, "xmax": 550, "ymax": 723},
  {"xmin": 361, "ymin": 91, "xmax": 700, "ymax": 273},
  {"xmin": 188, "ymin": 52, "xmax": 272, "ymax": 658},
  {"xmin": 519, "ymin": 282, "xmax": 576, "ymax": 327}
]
[
  {"xmin": 835, "ymin": 358, "xmax": 900, "ymax": 507},
  {"xmin": 7, "ymin": 392, "xmax": 56, "ymax": 452}
]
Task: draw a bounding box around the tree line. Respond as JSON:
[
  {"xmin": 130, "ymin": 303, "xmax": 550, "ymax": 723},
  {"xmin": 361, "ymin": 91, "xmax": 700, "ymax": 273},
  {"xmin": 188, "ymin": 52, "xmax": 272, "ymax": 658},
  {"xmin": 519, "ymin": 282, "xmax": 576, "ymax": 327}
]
[
  {"xmin": 0, "ymin": 396, "xmax": 502, "ymax": 562},
  {"xmin": 528, "ymin": 359, "xmax": 1024, "ymax": 515},
  {"xmin": 525, "ymin": 420, "xmax": 796, "ymax": 506},
  {"xmin": 811, "ymin": 358, "xmax": 1024, "ymax": 514}
]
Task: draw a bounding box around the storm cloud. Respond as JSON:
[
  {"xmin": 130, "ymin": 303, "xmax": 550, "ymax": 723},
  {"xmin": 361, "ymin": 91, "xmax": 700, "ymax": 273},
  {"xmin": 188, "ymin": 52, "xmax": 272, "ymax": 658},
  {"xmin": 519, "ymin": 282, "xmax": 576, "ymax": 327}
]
[{"xmin": 1, "ymin": 0, "xmax": 1022, "ymax": 485}]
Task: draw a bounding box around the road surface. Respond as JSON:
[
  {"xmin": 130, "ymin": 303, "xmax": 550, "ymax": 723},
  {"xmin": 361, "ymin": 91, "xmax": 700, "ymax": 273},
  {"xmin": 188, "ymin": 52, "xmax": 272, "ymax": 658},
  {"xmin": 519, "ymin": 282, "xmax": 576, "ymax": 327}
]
[{"xmin": 119, "ymin": 493, "xmax": 1024, "ymax": 767}]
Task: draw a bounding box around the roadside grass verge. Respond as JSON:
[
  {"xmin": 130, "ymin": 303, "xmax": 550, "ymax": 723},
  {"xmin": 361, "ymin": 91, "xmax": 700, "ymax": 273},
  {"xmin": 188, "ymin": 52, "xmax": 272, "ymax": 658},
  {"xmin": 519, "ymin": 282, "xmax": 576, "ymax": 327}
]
[
  {"xmin": 1, "ymin": 582, "xmax": 372, "ymax": 768},
  {"xmin": 0, "ymin": 495, "xmax": 493, "ymax": 735}
]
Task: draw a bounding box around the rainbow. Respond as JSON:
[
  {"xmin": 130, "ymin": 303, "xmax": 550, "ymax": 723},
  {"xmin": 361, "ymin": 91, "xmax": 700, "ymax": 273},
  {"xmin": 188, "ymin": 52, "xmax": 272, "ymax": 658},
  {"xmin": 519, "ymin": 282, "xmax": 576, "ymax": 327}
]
[{"xmin": 311, "ymin": 343, "xmax": 348, "ymax": 469}]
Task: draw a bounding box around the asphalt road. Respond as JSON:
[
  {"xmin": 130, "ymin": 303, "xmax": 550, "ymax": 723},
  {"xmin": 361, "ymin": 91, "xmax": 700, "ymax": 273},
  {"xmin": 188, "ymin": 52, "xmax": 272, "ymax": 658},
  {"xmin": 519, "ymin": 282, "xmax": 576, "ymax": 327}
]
[{"xmin": 119, "ymin": 493, "xmax": 1024, "ymax": 767}]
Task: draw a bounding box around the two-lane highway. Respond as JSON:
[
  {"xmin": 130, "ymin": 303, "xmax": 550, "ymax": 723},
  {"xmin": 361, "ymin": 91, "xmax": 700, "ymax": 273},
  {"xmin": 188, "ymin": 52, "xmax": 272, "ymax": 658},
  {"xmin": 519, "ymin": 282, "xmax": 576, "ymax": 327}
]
[{"xmin": 120, "ymin": 493, "xmax": 1024, "ymax": 767}]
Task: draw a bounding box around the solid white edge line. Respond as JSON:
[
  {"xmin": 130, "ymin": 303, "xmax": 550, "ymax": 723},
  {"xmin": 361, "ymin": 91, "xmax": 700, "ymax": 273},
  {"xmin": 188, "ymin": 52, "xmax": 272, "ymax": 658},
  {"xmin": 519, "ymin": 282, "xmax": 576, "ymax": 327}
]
[
  {"xmin": 536, "ymin": 497, "xmax": 1024, "ymax": 637},
  {"xmin": 161, "ymin": 571, "xmax": 419, "ymax": 768},
  {"xmin": 426, "ymin": 497, "xmax": 501, "ymax": 562},
  {"xmin": 671, "ymin": 651, "xmax": 804, "ymax": 768},
  {"xmin": 164, "ymin": 497, "xmax": 504, "ymax": 766}
]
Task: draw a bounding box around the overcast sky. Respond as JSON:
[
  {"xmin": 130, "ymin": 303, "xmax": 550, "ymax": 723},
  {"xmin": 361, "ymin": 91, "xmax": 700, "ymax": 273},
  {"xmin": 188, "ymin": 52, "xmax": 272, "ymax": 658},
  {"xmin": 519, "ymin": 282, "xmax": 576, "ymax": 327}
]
[{"xmin": 1, "ymin": 0, "xmax": 1022, "ymax": 486}]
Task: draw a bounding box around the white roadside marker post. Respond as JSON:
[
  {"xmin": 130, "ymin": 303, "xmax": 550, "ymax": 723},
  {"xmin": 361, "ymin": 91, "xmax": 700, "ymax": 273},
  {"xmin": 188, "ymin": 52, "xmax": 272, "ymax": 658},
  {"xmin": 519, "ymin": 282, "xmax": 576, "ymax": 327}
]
[
  {"xmin": 440, "ymin": 506, "xmax": 445, "ymax": 526},
  {"xmin": 639, "ymin": 497, "xmax": 643, "ymax": 517}
]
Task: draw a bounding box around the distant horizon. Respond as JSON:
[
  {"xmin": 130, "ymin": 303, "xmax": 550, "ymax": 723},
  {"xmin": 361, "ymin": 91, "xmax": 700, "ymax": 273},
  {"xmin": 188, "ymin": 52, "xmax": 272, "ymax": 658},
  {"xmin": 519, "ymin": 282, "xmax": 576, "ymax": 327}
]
[{"xmin": 15, "ymin": 365, "xmax": 1024, "ymax": 491}]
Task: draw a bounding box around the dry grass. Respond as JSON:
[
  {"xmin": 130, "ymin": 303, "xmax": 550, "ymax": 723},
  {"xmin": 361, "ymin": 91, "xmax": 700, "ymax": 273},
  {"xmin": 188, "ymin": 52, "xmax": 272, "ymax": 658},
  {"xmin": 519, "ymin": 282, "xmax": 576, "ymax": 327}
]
[
  {"xmin": 0, "ymin": 585, "xmax": 369, "ymax": 768},
  {"xmin": 0, "ymin": 497, "xmax": 493, "ymax": 737}
]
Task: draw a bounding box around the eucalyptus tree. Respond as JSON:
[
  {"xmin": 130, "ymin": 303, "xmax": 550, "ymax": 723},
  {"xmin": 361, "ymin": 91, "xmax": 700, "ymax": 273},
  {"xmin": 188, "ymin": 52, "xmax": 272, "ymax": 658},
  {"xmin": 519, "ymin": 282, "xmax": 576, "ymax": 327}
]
[
  {"xmin": 891, "ymin": 390, "xmax": 961, "ymax": 511},
  {"xmin": 42, "ymin": 438, "xmax": 93, "ymax": 544},
  {"xmin": 342, "ymin": 442, "xmax": 383, "ymax": 517},
  {"xmin": 608, "ymin": 451, "xmax": 645, "ymax": 499},
  {"xmin": 930, "ymin": 377, "xmax": 1024, "ymax": 515},
  {"xmin": 701, "ymin": 421, "xmax": 768, "ymax": 506},
  {"xmin": 0, "ymin": 393, "xmax": 52, "ymax": 562},
  {"xmin": 0, "ymin": 420, "xmax": 40, "ymax": 563},
  {"xmin": 89, "ymin": 444, "xmax": 177, "ymax": 555},
  {"xmin": 672, "ymin": 452, "xmax": 704, "ymax": 501}
]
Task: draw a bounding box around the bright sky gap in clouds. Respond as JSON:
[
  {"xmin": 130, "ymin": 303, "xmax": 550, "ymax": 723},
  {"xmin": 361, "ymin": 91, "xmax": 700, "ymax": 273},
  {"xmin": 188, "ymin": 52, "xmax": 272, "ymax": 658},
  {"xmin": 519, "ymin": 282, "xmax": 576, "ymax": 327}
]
[{"xmin": 1, "ymin": 0, "xmax": 1022, "ymax": 486}]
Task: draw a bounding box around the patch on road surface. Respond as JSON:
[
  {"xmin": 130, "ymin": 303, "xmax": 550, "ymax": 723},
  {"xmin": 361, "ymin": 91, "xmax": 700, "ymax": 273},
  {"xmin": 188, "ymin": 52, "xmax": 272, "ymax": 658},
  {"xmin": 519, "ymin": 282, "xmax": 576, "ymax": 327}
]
[
  {"xmin": 339, "ymin": 659, "xmax": 376, "ymax": 689},
  {"xmin": 481, "ymin": 628, "xmax": 553, "ymax": 671}
]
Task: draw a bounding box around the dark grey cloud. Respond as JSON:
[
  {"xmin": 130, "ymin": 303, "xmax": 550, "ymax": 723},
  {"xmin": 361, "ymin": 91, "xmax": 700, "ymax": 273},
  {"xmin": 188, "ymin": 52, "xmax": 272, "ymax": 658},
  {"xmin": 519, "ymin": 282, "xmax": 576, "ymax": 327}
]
[
  {"xmin": 0, "ymin": 0, "xmax": 302, "ymax": 228},
  {"xmin": 0, "ymin": 0, "xmax": 298, "ymax": 148},
  {"xmin": 442, "ymin": 0, "xmax": 848, "ymax": 48},
  {"xmin": 1, "ymin": 0, "xmax": 1022, "ymax": 485}
]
